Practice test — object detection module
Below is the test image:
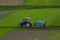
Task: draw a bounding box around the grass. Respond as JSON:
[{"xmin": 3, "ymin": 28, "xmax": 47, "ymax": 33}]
[
  {"xmin": 0, "ymin": 0, "xmax": 60, "ymax": 39},
  {"xmin": 0, "ymin": 8, "xmax": 60, "ymax": 27},
  {"xmin": 0, "ymin": 8, "xmax": 60, "ymax": 39},
  {"xmin": 0, "ymin": 28, "xmax": 13, "ymax": 38},
  {"xmin": 47, "ymin": 32, "xmax": 60, "ymax": 40},
  {"xmin": 24, "ymin": 0, "xmax": 60, "ymax": 5}
]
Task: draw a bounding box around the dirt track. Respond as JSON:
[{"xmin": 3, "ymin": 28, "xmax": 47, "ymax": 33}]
[
  {"xmin": 0, "ymin": 0, "xmax": 24, "ymax": 19},
  {"xmin": 0, "ymin": 0, "xmax": 24, "ymax": 5},
  {"xmin": 0, "ymin": 29, "xmax": 60, "ymax": 40},
  {"xmin": 0, "ymin": 10, "xmax": 15, "ymax": 20}
]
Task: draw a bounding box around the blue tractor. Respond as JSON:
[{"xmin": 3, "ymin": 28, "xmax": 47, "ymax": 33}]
[{"xmin": 18, "ymin": 17, "xmax": 32, "ymax": 28}]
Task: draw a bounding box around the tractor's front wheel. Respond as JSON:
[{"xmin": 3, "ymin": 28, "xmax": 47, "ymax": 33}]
[{"xmin": 25, "ymin": 23, "xmax": 32, "ymax": 28}]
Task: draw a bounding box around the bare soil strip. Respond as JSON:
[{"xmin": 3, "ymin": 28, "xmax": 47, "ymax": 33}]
[
  {"xmin": 0, "ymin": 0, "xmax": 24, "ymax": 5},
  {"xmin": 0, "ymin": 29, "xmax": 59, "ymax": 40},
  {"xmin": 0, "ymin": 10, "xmax": 15, "ymax": 20}
]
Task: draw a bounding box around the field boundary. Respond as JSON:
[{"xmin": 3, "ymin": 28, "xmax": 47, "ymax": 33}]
[
  {"xmin": 0, "ymin": 26, "xmax": 60, "ymax": 29},
  {"xmin": 0, "ymin": 5, "xmax": 60, "ymax": 10}
]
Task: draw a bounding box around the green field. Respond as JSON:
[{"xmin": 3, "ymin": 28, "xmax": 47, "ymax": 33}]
[
  {"xmin": 0, "ymin": 8, "xmax": 60, "ymax": 40},
  {"xmin": 24, "ymin": 0, "xmax": 60, "ymax": 5},
  {"xmin": 0, "ymin": 0, "xmax": 60, "ymax": 39},
  {"xmin": 0, "ymin": 8, "xmax": 60, "ymax": 27},
  {"xmin": 47, "ymin": 32, "xmax": 60, "ymax": 40},
  {"xmin": 0, "ymin": 28, "xmax": 13, "ymax": 38}
]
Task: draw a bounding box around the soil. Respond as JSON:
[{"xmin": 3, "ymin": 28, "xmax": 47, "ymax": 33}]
[
  {"xmin": 0, "ymin": 29, "xmax": 60, "ymax": 40},
  {"xmin": 0, "ymin": 0, "xmax": 24, "ymax": 5},
  {"xmin": 0, "ymin": 10, "xmax": 15, "ymax": 20}
]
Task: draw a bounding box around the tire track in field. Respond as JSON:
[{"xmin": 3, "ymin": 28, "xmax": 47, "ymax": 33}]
[
  {"xmin": 50, "ymin": 13, "xmax": 60, "ymax": 26},
  {"xmin": 47, "ymin": 9, "xmax": 60, "ymax": 26},
  {"xmin": 45, "ymin": 11, "xmax": 57, "ymax": 26}
]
